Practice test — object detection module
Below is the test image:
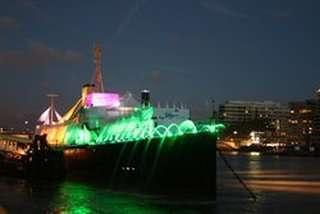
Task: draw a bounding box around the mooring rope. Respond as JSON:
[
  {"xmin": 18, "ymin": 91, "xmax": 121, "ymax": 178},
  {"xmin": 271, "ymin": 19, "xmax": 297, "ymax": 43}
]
[{"xmin": 217, "ymin": 148, "xmax": 257, "ymax": 202}]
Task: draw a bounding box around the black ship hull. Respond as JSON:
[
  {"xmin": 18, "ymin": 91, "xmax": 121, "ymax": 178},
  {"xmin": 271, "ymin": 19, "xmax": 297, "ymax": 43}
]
[
  {"xmin": 63, "ymin": 133, "xmax": 217, "ymax": 199},
  {"xmin": 0, "ymin": 133, "xmax": 217, "ymax": 199}
]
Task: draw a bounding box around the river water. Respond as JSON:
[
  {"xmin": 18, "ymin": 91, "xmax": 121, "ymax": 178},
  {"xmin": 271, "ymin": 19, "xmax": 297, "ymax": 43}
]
[{"xmin": 1, "ymin": 153, "xmax": 320, "ymax": 213}]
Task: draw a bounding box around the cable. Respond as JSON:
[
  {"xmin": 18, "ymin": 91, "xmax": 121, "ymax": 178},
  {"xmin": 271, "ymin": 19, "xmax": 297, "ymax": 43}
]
[{"xmin": 217, "ymin": 148, "xmax": 257, "ymax": 202}]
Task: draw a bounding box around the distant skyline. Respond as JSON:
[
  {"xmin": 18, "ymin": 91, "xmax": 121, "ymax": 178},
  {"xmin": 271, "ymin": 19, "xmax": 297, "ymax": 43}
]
[{"xmin": 0, "ymin": 0, "xmax": 320, "ymax": 127}]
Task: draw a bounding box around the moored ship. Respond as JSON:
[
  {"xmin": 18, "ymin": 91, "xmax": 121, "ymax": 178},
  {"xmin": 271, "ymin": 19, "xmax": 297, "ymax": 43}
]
[
  {"xmin": 36, "ymin": 84, "xmax": 223, "ymax": 198},
  {"xmin": 0, "ymin": 43, "xmax": 224, "ymax": 199}
]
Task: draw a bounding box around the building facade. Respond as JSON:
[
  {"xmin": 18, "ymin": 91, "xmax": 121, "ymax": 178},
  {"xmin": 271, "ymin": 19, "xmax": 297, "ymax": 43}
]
[
  {"xmin": 219, "ymin": 100, "xmax": 289, "ymax": 132},
  {"xmin": 287, "ymin": 88, "xmax": 320, "ymax": 147},
  {"xmin": 310, "ymin": 90, "xmax": 320, "ymax": 145},
  {"xmin": 287, "ymin": 100, "xmax": 316, "ymax": 146}
]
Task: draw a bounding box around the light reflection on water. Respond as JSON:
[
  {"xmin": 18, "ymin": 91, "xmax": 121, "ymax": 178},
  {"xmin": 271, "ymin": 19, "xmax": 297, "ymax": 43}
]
[
  {"xmin": 217, "ymin": 154, "xmax": 320, "ymax": 213},
  {"xmin": 1, "ymin": 154, "xmax": 320, "ymax": 213},
  {"xmin": 0, "ymin": 179, "xmax": 215, "ymax": 213}
]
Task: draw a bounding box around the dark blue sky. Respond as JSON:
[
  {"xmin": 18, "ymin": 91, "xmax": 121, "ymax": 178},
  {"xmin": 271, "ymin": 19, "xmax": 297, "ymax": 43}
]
[{"xmin": 0, "ymin": 0, "xmax": 320, "ymax": 127}]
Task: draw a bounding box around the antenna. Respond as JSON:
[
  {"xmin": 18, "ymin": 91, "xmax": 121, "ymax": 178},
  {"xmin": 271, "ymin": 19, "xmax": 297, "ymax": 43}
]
[
  {"xmin": 47, "ymin": 94, "xmax": 58, "ymax": 125},
  {"xmin": 92, "ymin": 42, "xmax": 105, "ymax": 92}
]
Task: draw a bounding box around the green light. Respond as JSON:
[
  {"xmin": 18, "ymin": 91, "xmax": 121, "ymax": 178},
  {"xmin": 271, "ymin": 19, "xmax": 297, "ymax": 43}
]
[
  {"xmin": 179, "ymin": 120, "xmax": 197, "ymax": 134},
  {"xmin": 63, "ymin": 107, "xmax": 224, "ymax": 146},
  {"xmin": 52, "ymin": 182, "xmax": 93, "ymax": 214},
  {"xmin": 65, "ymin": 124, "xmax": 97, "ymax": 145},
  {"xmin": 96, "ymin": 107, "xmax": 154, "ymax": 144}
]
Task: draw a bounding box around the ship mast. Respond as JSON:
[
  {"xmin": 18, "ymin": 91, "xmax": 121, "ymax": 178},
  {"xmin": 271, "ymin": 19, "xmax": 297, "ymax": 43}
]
[
  {"xmin": 47, "ymin": 94, "xmax": 58, "ymax": 125},
  {"xmin": 92, "ymin": 42, "xmax": 104, "ymax": 92}
]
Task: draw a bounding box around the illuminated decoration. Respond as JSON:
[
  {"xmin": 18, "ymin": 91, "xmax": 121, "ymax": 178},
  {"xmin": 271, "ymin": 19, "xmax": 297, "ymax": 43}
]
[
  {"xmin": 96, "ymin": 107, "xmax": 154, "ymax": 144},
  {"xmin": 65, "ymin": 124, "xmax": 98, "ymax": 145},
  {"xmin": 38, "ymin": 107, "xmax": 62, "ymax": 125},
  {"xmin": 59, "ymin": 99, "xmax": 82, "ymax": 123},
  {"xmin": 42, "ymin": 107, "xmax": 224, "ymax": 146},
  {"xmin": 84, "ymin": 93, "xmax": 120, "ymax": 108}
]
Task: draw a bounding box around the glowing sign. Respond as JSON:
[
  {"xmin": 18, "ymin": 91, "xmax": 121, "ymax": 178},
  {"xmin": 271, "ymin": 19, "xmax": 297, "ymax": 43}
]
[{"xmin": 85, "ymin": 93, "xmax": 120, "ymax": 108}]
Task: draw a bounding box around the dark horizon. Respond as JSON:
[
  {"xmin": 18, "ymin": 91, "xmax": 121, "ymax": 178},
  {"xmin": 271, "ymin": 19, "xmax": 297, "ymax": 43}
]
[{"xmin": 1, "ymin": 0, "xmax": 320, "ymax": 127}]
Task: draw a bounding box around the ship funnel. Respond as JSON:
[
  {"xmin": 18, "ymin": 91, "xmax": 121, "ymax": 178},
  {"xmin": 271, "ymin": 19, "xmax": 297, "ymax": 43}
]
[
  {"xmin": 82, "ymin": 84, "xmax": 95, "ymax": 106},
  {"xmin": 141, "ymin": 90, "xmax": 150, "ymax": 107}
]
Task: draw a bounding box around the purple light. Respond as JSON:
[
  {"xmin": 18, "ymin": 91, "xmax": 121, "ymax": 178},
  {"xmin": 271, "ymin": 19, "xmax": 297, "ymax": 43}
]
[{"xmin": 85, "ymin": 93, "xmax": 120, "ymax": 108}]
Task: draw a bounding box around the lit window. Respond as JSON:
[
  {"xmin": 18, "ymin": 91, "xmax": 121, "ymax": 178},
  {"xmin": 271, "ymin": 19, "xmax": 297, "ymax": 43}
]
[{"xmin": 300, "ymin": 109, "xmax": 312, "ymax": 114}]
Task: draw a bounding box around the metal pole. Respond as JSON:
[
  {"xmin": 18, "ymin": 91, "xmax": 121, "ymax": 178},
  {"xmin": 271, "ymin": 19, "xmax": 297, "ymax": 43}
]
[{"xmin": 47, "ymin": 94, "xmax": 58, "ymax": 126}]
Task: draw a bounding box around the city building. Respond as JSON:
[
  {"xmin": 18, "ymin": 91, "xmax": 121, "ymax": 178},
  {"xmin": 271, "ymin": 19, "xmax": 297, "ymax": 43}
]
[
  {"xmin": 310, "ymin": 89, "xmax": 320, "ymax": 146},
  {"xmin": 287, "ymin": 100, "xmax": 316, "ymax": 146},
  {"xmin": 218, "ymin": 100, "xmax": 289, "ymax": 148},
  {"xmin": 287, "ymin": 88, "xmax": 320, "ymax": 148},
  {"xmin": 218, "ymin": 100, "xmax": 289, "ymax": 133}
]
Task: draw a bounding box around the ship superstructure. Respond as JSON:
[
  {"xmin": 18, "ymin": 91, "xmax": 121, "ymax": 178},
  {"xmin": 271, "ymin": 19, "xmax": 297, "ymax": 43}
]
[{"xmin": 37, "ymin": 43, "xmax": 224, "ymax": 148}]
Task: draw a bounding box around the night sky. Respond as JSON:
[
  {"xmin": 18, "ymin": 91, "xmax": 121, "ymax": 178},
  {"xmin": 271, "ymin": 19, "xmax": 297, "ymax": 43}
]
[{"xmin": 0, "ymin": 0, "xmax": 319, "ymax": 128}]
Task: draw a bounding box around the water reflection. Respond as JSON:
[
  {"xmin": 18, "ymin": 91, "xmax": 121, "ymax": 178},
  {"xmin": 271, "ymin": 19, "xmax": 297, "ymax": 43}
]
[
  {"xmin": 47, "ymin": 181, "xmax": 215, "ymax": 213},
  {"xmin": 50, "ymin": 182, "xmax": 93, "ymax": 213},
  {"xmin": 220, "ymin": 154, "xmax": 320, "ymax": 195},
  {"xmin": 216, "ymin": 154, "xmax": 320, "ymax": 213},
  {"xmin": 0, "ymin": 177, "xmax": 215, "ymax": 213},
  {"xmin": 1, "ymin": 155, "xmax": 320, "ymax": 213}
]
